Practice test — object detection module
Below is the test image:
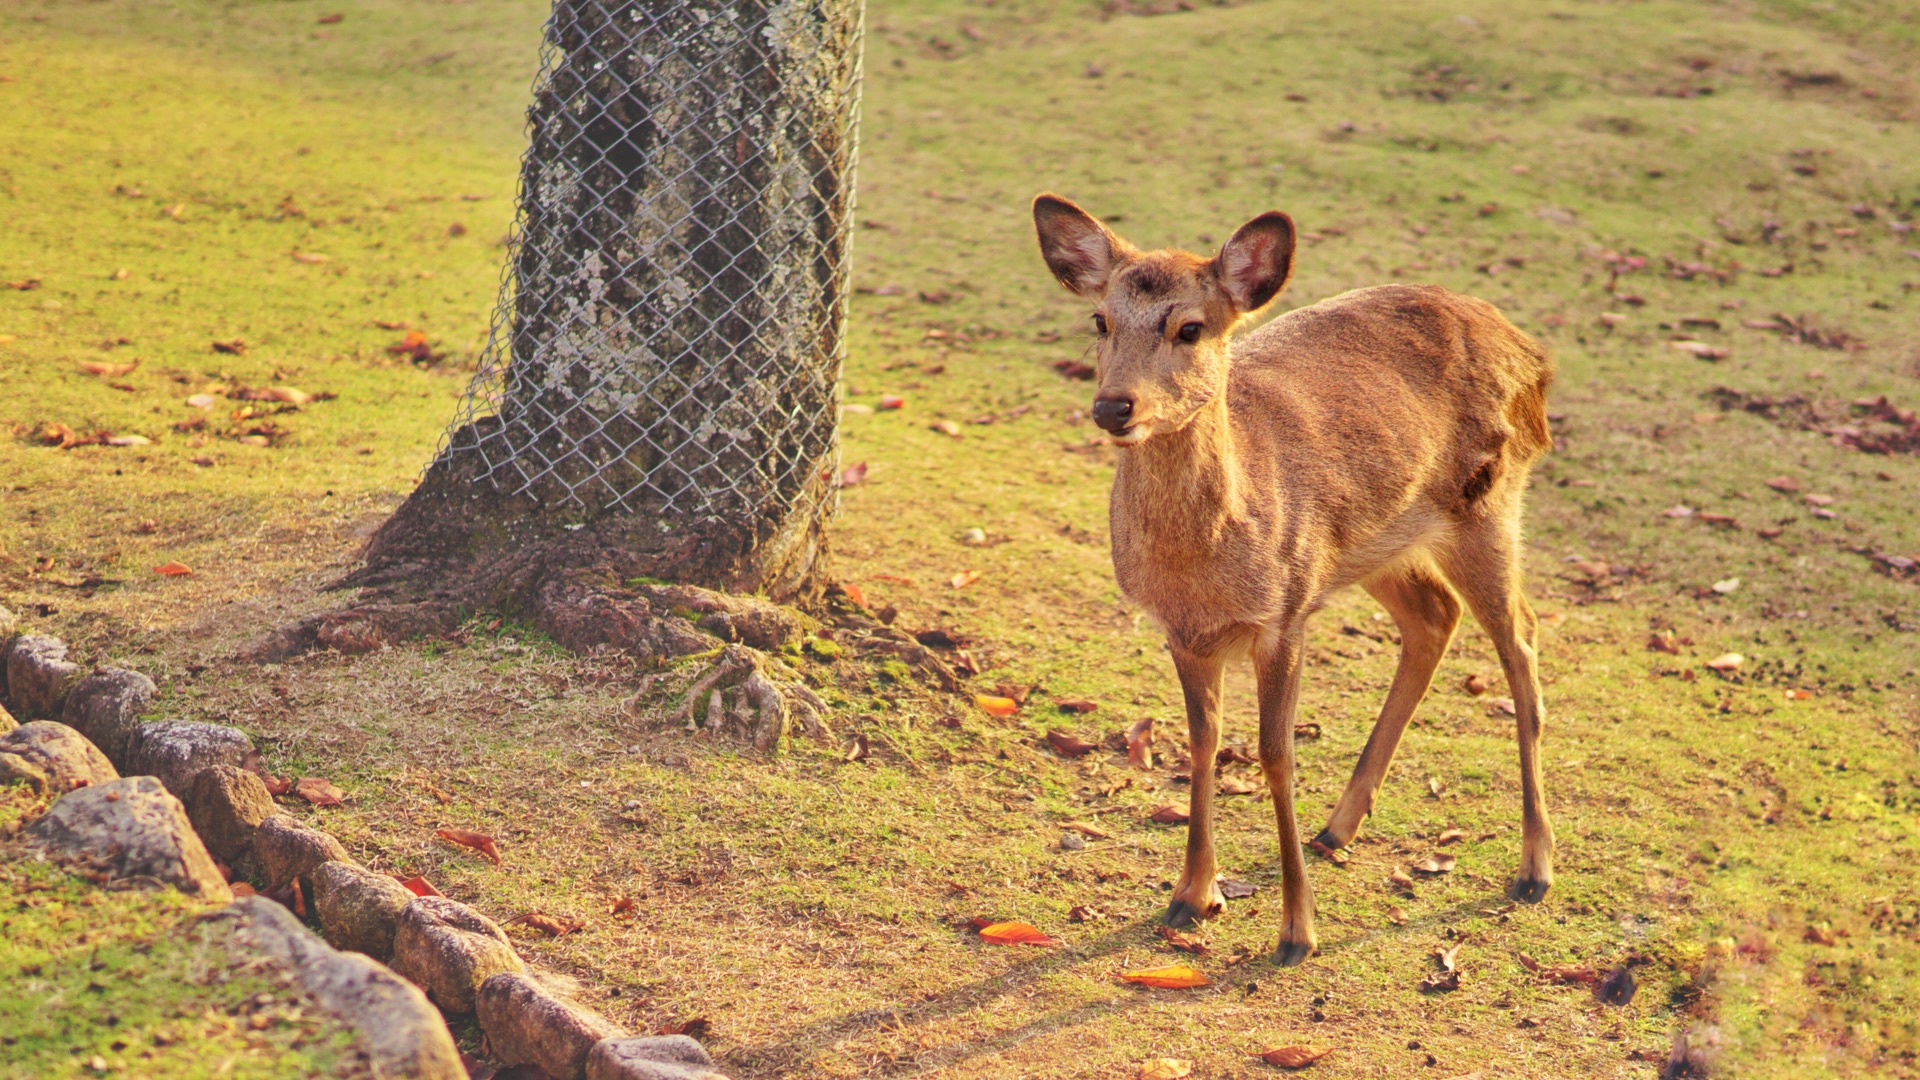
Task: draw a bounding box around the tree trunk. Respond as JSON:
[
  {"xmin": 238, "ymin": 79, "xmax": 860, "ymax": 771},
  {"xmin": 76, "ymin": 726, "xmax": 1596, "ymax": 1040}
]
[{"xmin": 349, "ymin": 0, "xmax": 863, "ymax": 606}]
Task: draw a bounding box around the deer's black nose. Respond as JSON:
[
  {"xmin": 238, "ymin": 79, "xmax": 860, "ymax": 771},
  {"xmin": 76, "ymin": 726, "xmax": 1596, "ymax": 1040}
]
[{"xmin": 1091, "ymin": 396, "xmax": 1134, "ymax": 433}]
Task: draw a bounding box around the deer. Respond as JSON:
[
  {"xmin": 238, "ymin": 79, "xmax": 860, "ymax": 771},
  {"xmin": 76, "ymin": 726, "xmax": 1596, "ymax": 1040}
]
[{"xmin": 1032, "ymin": 193, "xmax": 1556, "ymax": 966}]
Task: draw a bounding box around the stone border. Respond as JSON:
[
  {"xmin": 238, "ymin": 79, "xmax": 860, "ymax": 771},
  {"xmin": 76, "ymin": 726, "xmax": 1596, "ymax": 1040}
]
[{"xmin": 0, "ymin": 607, "xmax": 728, "ymax": 1080}]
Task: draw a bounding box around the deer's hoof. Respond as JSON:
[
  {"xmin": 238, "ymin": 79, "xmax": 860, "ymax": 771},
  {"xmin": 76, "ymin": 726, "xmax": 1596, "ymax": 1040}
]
[
  {"xmin": 1163, "ymin": 897, "xmax": 1219, "ymax": 929},
  {"xmin": 1271, "ymin": 937, "xmax": 1316, "ymax": 968},
  {"xmin": 1509, "ymin": 875, "xmax": 1552, "ymax": 904},
  {"xmin": 1310, "ymin": 827, "xmax": 1347, "ymax": 852}
]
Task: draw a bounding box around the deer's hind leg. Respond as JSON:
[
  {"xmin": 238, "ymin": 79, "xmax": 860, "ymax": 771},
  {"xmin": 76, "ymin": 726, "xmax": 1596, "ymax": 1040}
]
[
  {"xmin": 1254, "ymin": 629, "xmax": 1316, "ymax": 966},
  {"xmin": 1165, "ymin": 645, "xmax": 1228, "ymax": 928},
  {"xmin": 1314, "ymin": 562, "xmax": 1461, "ymax": 851},
  {"xmin": 1436, "ymin": 515, "xmax": 1555, "ymax": 903}
]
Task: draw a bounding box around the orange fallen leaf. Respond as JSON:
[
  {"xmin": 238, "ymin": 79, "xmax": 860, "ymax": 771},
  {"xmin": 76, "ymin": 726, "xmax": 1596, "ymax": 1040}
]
[
  {"xmin": 1218, "ymin": 776, "xmax": 1260, "ymax": 796},
  {"xmin": 506, "ymin": 911, "xmax": 581, "ymax": 937},
  {"xmin": 1120, "ymin": 964, "xmax": 1208, "ymax": 989},
  {"xmin": 436, "ymin": 827, "xmax": 501, "ymax": 865},
  {"xmin": 260, "ymin": 774, "xmax": 294, "ymax": 795},
  {"xmin": 1126, "ymin": 716, "xmax": 1155, "ymax": 768},
  {"xmin": 950, "ymin": 569, "xmax": 981, "ymax": 589},
  {"xmin": 1138, "ymin": 1060, "xmax": 1192, "ymax": 1080},
  {"xmin": 234, "ymin": 386, "xmax": 314, "ymax": 405},
  {"xmin": 1057, "ymin": 698, "xmax": 1098, "ymax": 714},
  {"xmin": 79, "ymin": 360, "xmax": 139, "ymax": 377},
  {"xmin": 1063, "ymin": 821, "xmax": 1110, "ymax": 839},
  {"xmin": 153, "ymin": 562, "xmax": 194, "ymax": 576},
  {"xmin": 841, "ymin": 582, "xmax": 868, "ymax": 608},
  {"xmin": 879, "ymin": 394, "xmax": 906, "ymax": 410},
  {"xmin": 1259, "ymin": 1045, "xmax": 1334, "ymax": 1069},
  {"xmin": 975, "ymin": 694, "xmax": 1018, "ymax": 717},
  {"xmin": 398, "ymin": 876, "xmax": 443, "ymax": 898},
  {"xmin": 1435, "ymin": 829, "xmax": 1468, "ymax": 846},
  {"xmin": 1783, "ymin": 688, "xmax": 1814, "ymax": 700},
  {"xmin": 1157, "ymin": 925, "xmax": 1207, "ymax": 954},
  {"xmin": 1046, "ymin": 729, "xmax": 1098, "ymax": 757},
  {"xmin": 1149, "ymin": 803, "xmax": 1190, "ymax": 825},
  {"xmin": 977, "ymin": 921, "xmax": 1058, "ymax": 946},
  {"xmin": 609, "ymin": 895, "xmax": 636, "ymax": 915},
  {"xmin": 294, "ymin": 777, "xmax": 345, "ymax": 807}
]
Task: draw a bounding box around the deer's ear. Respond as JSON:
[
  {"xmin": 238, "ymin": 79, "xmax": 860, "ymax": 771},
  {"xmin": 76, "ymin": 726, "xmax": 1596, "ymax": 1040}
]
[
  {"xmin": 1033, "ymin": 194, "xmax": 1127, "ymax": 296},
  {"xmin": 1213, "ymin": 211, "xmax": 1295, "ymax": 314}
]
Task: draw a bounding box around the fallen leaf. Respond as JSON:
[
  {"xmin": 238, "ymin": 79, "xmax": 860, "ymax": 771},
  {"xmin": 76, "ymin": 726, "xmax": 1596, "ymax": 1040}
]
[
  {"xmin": 930, "ymin": 419, "xmax": 962, "ymax": 437},
  {"xmin": 1427, "ymin": 776, "xmax": 1445, "ymax": 797},
  {"xmin": 995, "ymin": 683, "xmax": 1035, "ymax": 705},
  {"xmin": 1137, "ymin": 1059, "xmax": 1191, "ymax": 1080},
  {"xmin": 1411, "ymin": 854, "xmax": 1457, "ymax": 875},
  {"xmin": 210, "ymin": 339, "xmax": 248, "ymax": 355},
  {"xmin": 1308, "ymin": 839, "xmax": 1348, "ymax": 865},
  {"xmin": 1436, "ymin": 829, "xmax": 1468, "ymax": 846},
  {"xmin": 608, "ymin": 896, "xmax": 636, "ymax": 915},
  {"xmin": 153, "ymin": 562, "xmax": 194, "ymax": 576},
  {"xmin": 879, "ymin": 394, "xmax": 906, "ymax": 410},
  {"xmin": 1418, "ymin": 969, "xmax": 1461, "ymax": 992},
  {"xmin": 1663, "ymin": 504, "xmax": 1696, "ymax": 518},
  {"xmin": 1120, "ymin": 965, "xmax": 1209, "ymax": 989},
  {"xmin": 1487, "ymin": 696, "xmax": 1517, "ymax": 716},
  {"xmin": 78, "ymin": 360, "xmax": 139, "ymax": 377},
  {"xmin": 843, "ymin": 732, "xmax": 870, "ymax": 763},
  {"xmin": 1218, "ymin": 776, "xmax": 1260, "ymax": 796},
  {"xmin": 230, "ymin": 882, "xmax": 258, "ymax": 897},
  {"xmin": 1705, "ymin": 653, "xmax": 1744, "ymax": 671},
  {"xmin": 1386, "ymin": 906, "xmax": 1408, "ymax": 925},
  {"xmin": 949, "ymin": 569, "xmax": 981, "ymax": 589},
  {"xmin": 1710, "ymin": 578, "xmax": 1740, "ymax": 594},
  {"xmin": 1670, "ymin": 340, "xmax": 1730, "ymax": 360},
  {"xmin": 436, "ymin": 827, "xmax": 501, "ymax": 864},
  {"xmin": 1519, "ymin": 953, "xmax": 1600, "ymax": 984},
  {"xmin": 837, "ymin": 461, "xmax": 868, "ymax": 487},
  {"xmin": 105, "ymin": 434, "xmax": 151, "ymax": 446},
  {"xmin": 1063, "ymin": 821, "xmax": 1110, "ymax": 839},
  {"xmin": 1157, "ymin": 926, "xmax": 1207, "ymax": 954},
  {"xmin": 398, "ymin": 876, "xmax": 443, "ymax": 898},
  {"xmin": 260, "ymin": 774, "xmax": 294, "ymax": 795},
  {"xmin": 1068, "ymin": 904, "xmax": 1103, "ymax": 922},
  {"xmin": 1647, "ymin": 634, "xmax": 1683, "ymax": 655},
  {"xmin": 1126, "ymin": 717, "xmax": 1155, "ymax": 768},
  {"xmin": 656, "ymin": 1017, "xmax": 711, "ymax": 1039},
  {"xmin": 978, "ymin": 921, "xmax": 1058, "ymax": 946},
  {"xmin": 1259, "ymin": 1045, "xmax": 1334, "ymax": 1069},
  {"xmin": 1783, "ymin": 688, "xmax": 1814, "ymax": 701},
  {"xmin": 1057, "ymin": 698, "xmax": 1099, "ymax": 714},
  {"xmin": 975, "ymin": 694, "xmax": 1018, "ymax": 717},
  {"xmin": 1803, "ymin": 923, "xmax": 1837, "ymax": 946},
  {"xmin": 1764, "ymin": 475, "xmax": 1803, "ymax": 493},
  {"xmin": 35, "ymin": 422, "xmax": 79, "ymax": 448},
  {"xmin": 234, "ymin": 386, "xmax": 314, "ymax": 405},
  {"xmin": 1294, "ymin": 721, "xmax": 1322, "ymax": 740},
  {"xmin": 840, "ymin": 582, "xmax": 868, "ymax": 608},
  {"xmin": 293, "ymin": 777, "xmax": 345, "ymax": 808},
  {"xmin": 1046, "ymin": 730, "xmax": 1099, "ymax": 757},
  {"xmin": 506, "ymin": 911, "xmax": 582, "ymax": 937},
  {"xmin": 1461, "ymin": 673, "xmax": 1489, "ymax": 695},
  {"xmin": 1149, "ymin": 803, "xmax": 1190, "ymax": 824},
  {"xmin": 290, "ymin": 251, "xmax": 329, "ymax": 264}
]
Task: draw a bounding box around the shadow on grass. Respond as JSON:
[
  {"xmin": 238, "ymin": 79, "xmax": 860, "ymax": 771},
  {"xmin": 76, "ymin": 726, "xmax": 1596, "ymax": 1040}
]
[{"xmin": 738, "ymin": 885, "xmax": 1520, "ymax": 1074}]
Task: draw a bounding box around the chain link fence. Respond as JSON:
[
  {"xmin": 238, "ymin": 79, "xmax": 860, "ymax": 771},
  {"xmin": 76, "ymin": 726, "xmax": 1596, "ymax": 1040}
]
[{"xmin": 438, "ymin": 0, "xmax": 864, "ymax": 524}]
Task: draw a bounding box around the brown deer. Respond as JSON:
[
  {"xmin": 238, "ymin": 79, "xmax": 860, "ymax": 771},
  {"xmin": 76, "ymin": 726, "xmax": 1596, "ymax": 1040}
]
[{"xmin": 1032, "ymin": 193, "xmax": 1556, "ymax": 966}]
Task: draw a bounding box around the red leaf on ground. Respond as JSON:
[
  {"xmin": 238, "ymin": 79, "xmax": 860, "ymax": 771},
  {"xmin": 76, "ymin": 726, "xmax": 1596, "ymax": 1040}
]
[
  {"xmin": 436, "ymin": 827, "xmax": 501, "ymax": 865},
  {"xmin": 261, "ymin": 775, "xmax": 294, "ymax": 795},
  {"xmin": 153, "ymin": 562, "xmax": 194, "ymax": 576},
  {"xmin": 978, "ymin": 921, "xmax": 1059, "ymax": 946},
  {"xmin": 1148, "ymin": 804, "xmax": 1189, "ymax": 824},
  {"xmin": 1046, "ymin": 730, "xmax": 1099, "ymax": 757},
  {"xmin": 1259, "ymin": 1045, "xmax": 1334, "ymax": 1068},
  {"xmin": 1056, "ymin": 698, "xmax": 1098, "ymax": 713},
  {"xmin": 1126, "ymin": 717, "xmax": 1155, "ymax": 768},
  {"xmin": 837, "ymin": 461, "xmax": 868, "ymax": 487},
  {"xmin": 878, "ymin": 394, "xmax": 905, "ymax": 410},
  {"xmin": 609, "ymin": 896, "xmax": 636, "ymax": 915},
  {"xmin": 398, "ymin": 876, "xmax": 443, "ymax": 898},
  {"xmin": 293, "ymin": 777, "xmax": 344, "ymax": 807},
  {"xmin": 656, "ymin": 1017, "xmax": 710, "ymax": 1039},
  {"xmin": 1157, "ymin": 926, "xmax": 1207, "ymax": 954},
  {"xmin": 506, "ymin": 911, "xmax": 583, "ymax": 937}
]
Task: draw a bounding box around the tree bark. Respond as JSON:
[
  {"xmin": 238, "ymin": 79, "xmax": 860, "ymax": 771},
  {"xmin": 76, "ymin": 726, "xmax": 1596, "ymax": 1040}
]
[{"xmin": 348, "ymin": 0, "xmax": 863, "ymax": 607}]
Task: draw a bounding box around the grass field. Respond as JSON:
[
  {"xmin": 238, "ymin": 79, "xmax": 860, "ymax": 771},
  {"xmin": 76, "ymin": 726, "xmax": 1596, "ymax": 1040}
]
[{"xmin": 3, "ymin": 0, "xmax": 1920, "ymax": 1077}]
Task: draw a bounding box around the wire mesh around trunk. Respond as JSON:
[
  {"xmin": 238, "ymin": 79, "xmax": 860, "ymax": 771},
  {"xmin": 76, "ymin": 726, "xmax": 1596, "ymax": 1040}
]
[{"xmin": 438, "ymin": 0, "xmax": 864, "ymax": 525}]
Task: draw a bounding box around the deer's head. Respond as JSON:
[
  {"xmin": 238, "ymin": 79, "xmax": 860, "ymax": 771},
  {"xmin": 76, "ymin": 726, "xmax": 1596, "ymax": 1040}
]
[{"xmin": 1032, "ymin": 194, "xmax": 1294, "ymax": 445}]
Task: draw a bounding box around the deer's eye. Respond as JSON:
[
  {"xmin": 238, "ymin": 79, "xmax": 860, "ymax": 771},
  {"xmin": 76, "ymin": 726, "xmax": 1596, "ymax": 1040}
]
[
  {"xmin": 1092, "ymin": 314, "xmax": 1108, "ymax": 336},
  {"xmin": 1177, "ymin": 321, "xmax": 1203, "ymax": 343}
]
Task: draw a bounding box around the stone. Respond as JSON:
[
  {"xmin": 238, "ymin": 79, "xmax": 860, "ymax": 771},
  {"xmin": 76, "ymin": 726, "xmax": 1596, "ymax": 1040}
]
[
  {"xmin": 478, "ymin": 972, "xmax": 628, "ymax": 1080},
  {"xmin": 183, "ymin": 764, "xmax": 275, "ymax": 872},
  {"xmin": 124, "ymin": 720, "xmax": 262, "ymax": 797},
  {"xmin": 389, "ymin": 896, "xmax": 524, "ymax": 1014},
  {"xmin": 253, "ymin": 814, "xmax": 352, "ymax": 892},
  {"xmin": 210, "ymin": 896, "xmax": 464, "ymax": 1080},
  {"xmin": 5, "ymin": 634, "xmax": 82, "ymax": 718},
  {"xmin": 0, "ymin": 721, "xmax": 119, "ymax": 795},
  {"xmin": 587, "ymin": 1036, "xmax": 729, "ymax": 1080},
  {"xmin": 24, "ymin": 776, "xmax": 230, "ymax": 900},
  {"xmin": 312, "ymin": 861, "xmax": 415, "ymax": 962},
  {"xmin": 60, "ymin": 667, "xmax": 156, "ymax": 768}
]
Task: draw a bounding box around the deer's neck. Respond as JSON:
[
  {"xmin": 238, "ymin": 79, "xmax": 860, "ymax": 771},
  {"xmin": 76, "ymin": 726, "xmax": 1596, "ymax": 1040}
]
[{"xmin": 1118, "ymin": 395, "xmax": 1246, "ymax": 544}]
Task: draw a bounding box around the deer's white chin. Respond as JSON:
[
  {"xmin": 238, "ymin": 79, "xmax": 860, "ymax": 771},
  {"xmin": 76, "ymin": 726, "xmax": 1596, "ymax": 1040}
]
[{"xmin": 1108, "ymin": 423, "xmax": 1154, "ymax": 446}]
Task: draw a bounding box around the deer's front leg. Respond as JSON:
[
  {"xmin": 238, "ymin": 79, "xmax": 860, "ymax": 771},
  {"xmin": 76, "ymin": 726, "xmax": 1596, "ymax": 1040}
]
[
  {"xmin": 1256, "ymin": 631, "xmax": 1316, "ymax": 966},
  {"xmin": 1165, "ymin": 645, "xmax": 1227, "ymax": 928}
]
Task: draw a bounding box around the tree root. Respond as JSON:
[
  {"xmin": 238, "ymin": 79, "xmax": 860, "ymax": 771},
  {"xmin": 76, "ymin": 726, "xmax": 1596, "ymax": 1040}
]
[{"xmin": 666, "ymin": 644, "xmax": 829, "ymax": 751}]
